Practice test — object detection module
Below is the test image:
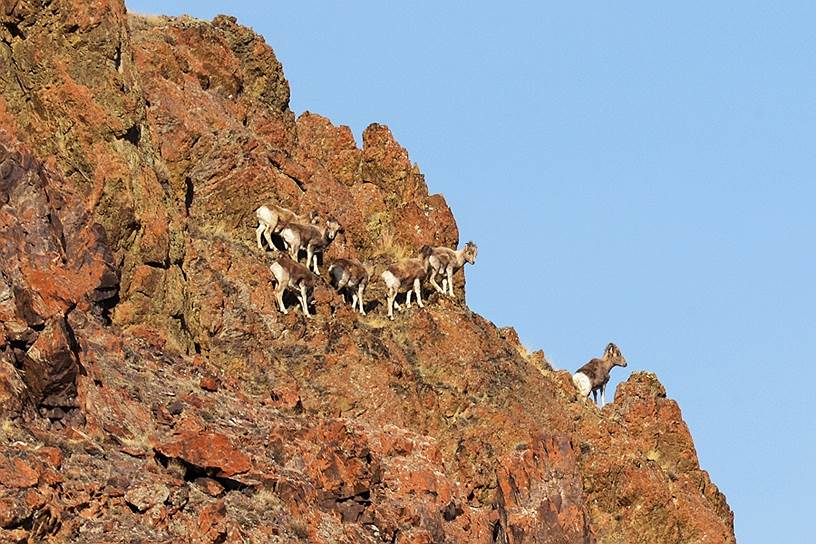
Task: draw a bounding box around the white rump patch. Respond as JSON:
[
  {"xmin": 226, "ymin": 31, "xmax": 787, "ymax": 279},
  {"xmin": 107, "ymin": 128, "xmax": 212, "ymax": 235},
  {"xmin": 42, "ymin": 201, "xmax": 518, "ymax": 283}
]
[
  {"xmin": 572, "ymin": 372, "xmax": 592, "ymax": 399},
  {"xmin": 269, "ymin": 263, "xmax": 284, "ymax": 282},
  {"xmin": 381, "ymin": 270, "xmax": 399, "ymax": 290}
]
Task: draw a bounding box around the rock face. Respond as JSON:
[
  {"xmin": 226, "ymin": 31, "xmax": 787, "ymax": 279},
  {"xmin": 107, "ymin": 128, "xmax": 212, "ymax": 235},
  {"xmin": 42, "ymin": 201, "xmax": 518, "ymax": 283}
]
[{"xmin": 0, "ymin": 2, "xmax": 734, "ymax": 543}]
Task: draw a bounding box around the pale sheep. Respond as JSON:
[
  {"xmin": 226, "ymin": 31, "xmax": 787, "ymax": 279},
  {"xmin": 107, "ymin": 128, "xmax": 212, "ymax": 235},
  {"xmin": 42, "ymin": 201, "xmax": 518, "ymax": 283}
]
[
  {"xmin": 255, "ymin": 204, "xmax": 317, "ymax": 250},
  {"xmin": 427, "ymin": 241, "xmax": 478, "ymax": 297},
  {"xmin": 269, "ymin": 253, "xmax": 318, "ymax": 318},
  {"xmin": 381, "ymin": 246, "xmax": 433, "ymax": 320}
]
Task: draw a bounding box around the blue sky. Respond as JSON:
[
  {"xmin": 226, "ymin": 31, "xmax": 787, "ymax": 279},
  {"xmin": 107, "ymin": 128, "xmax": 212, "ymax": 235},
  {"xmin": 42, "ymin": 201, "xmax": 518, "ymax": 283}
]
[{"xmin": 127, "ymin": 2, "xmax": 816, "ymax": 541}]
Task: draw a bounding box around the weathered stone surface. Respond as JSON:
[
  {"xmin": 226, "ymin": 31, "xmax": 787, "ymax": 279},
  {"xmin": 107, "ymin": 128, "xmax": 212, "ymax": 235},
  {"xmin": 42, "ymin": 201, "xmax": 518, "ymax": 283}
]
[
  {"xmin": 125, "ymin": 483, "xmax": 170, "ymax": 512},
  {"xmin": 193, "ymin": 477, "xmax": 224, "ymax": 497},
  {"xmin": 21, "ymin": 317, "xmax": 78, "ymax": 410},
  {"xmin": 495, "ymin": 435, "xmax": 594, "ymax": 543},
  {"xmin": 0, "ymin": 497, "xmax": 30, "ymax": 529},
  {"xmin": 155, "ymin": 431, "xmax": 252, "ymax": 477},
  {"xmin": 0, "ymin": 457, "xmax": 40, "ymax": 488},
  {"xmin": 0, "ymin": 1, "xmax": 735, "ymax": 542},
  {"xmin": 199, "ymin": 375, "xmax": 220, "ymax": 392}
]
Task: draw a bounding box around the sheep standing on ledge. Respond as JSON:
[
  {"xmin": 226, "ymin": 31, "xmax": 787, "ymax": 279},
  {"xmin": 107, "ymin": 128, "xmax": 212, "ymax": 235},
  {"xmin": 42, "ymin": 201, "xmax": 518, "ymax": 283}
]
[
  {"xmin": 328, "ymin": 258, "xmax": 371, "ymax": 315},
  {"xmin": 427, "ymin": 241, "xmax": 478, "ymax": 297},
  {"xmin": 279, "ymin": 218, "xmax": 342, "ymax": 275},
  {"xmin": 269, "ymin": 253, "xmax": 318, "ymax": 318},
  {"xmin": 255, "ymin": 204, "xmax": 316, "ymax": 251},
  {"xmin": 381, "ymin": 246, "xmax": 433, "ymax": 320},
  {"xmin": 573, "ymin": 342, "xmax": 627, "ymax": 407}
]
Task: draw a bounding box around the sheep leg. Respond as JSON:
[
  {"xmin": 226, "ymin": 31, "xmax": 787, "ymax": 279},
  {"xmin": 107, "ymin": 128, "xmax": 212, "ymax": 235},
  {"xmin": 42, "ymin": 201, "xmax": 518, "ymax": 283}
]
[
  {"xmin": 592, "ymin": 388, "xmax": 598, "ymax": 406},
  {"xmin": 357, "ymin": 284, "xmax": 366, "ymax": 315},
  {"xmin": 299, "ymin": 284, "xmax": 310, "ymax": 318},
  {"xmin": 447, "ymin": 268, "xmax": 455, "ymax": 297},
  {"xmin": 406, "ymin": 289, "xmax": 413, "ymax": 308},
  {"xmin": 276, "ymin": 286, "xmax": 287, "ymax": 314},
  {"xmin": 414, "ymin": 278, "xmax": 424, "ymax": 308},
  {"xmin": 256, "ymin": 224, "xmax": 266, "ymax": 249},
  {"xmin": 430, "ymin": 272, "xmax": 445, "ymax": 294},
  {"xmin": 387, "ymin": 289, "xmax": 395, "ymax": 320},
  {"xmin": 305, "ymin": 247, "xmax": 314, "ymax": 273},
  {"xmin": 601, "ymin": 383, "xmax": 606, "ymax": 407},
  {"xmin": 264, "ymin": 226, "xmax": 276, "ymax": 250}
]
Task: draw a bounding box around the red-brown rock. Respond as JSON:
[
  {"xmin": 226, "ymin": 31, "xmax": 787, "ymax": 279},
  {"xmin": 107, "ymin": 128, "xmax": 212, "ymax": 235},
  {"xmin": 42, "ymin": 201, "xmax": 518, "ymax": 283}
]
[
  {"xmin": 0, "ymin": 497, "xmax": 30, "ymax": 529},
  {"xmin": 194, "ymin": 477, "xmax": 225, "ymax": 497},
  {"xmin": 199, "ymin": 375, "xmax": 220, "ymax": 392},
  {"xmin": 155, "ymin": 431, "xmax": 252, "ymax": 477},
  {"xmin": 0, "ymin": 457, "xmax": 40, "ymax": 489},
  {"xmin": 495, "ymin": 435, "xmax": 594, "ymax": 543},
  {"xmin": 125, "ymin": 483, "xmax": 170, "ymax": 512}
]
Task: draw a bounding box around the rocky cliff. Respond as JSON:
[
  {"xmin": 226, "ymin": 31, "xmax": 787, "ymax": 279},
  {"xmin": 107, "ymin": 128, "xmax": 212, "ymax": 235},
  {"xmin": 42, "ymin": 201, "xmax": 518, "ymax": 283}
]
[{"xmin": 0, "ymin": 2, "xmax": 735, "ymax": 542}]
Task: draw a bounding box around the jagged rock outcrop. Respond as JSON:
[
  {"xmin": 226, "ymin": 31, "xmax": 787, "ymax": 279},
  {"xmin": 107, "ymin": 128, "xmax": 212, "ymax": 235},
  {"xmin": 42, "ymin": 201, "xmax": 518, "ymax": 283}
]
[{"xmin": 0, "ymin": 2, "xmax": 734, "ymax": 542}]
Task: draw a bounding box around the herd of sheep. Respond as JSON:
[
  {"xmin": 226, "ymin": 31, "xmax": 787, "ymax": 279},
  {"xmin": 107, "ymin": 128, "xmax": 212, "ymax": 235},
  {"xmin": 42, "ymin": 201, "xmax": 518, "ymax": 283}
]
[
  {"xmin": 254, "ymin": 203, "xmax": 476, "ymax": 320},
  {"xmin": 254, "ymin": 202, "xmax": 625, "ymax": 407}
]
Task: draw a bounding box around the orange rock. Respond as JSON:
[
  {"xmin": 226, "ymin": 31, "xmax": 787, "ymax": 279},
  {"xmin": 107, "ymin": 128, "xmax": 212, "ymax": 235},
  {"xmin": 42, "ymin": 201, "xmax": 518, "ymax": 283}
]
[
  {"xmin": 0, "ymin": 457, "xmax": 40, "ymax": 488},
  {"xmin": 0, "ymin": 527, "xmax": 28, "ymax": 543},
  {"xmin": 194, "ymin": 477, "xmax": 225, "ymax": 497},
  {"xmin": 23, "ymin": 490, "xmax": 46, "ymax": 510},
  {"xmin": 199, "ymin": 375, "xmax": 220, "ymax": 392},
  {"xmin": 155, "ymin": 432, "xmax": 252, "ymax": 477},
  {"xmin": 0, "ymin": 497, "xmax": 30, "ymax": 529},
  {"xmin": 35, "ymin": 447, "xmax": 62, "ymax": 469}
]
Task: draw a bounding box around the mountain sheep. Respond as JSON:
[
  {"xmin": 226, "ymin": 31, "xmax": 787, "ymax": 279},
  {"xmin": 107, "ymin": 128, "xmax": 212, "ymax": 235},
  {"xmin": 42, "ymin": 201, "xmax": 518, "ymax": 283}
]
[
  {"xmin": 269, "ymin": 253, "xmax": 318, "ymax": 318},
  {"xmin": 381, "ymin": 246, "xmax": 433, "ymax": 320},
  {"xmin": 279, "ymin": 218, "xmax": 342, "ymax": 275},
  {"xmin": 572, "ymin": 343, "xmax": 628, "ymax": 407},
  {"xmin": 328, "ymin": 257, "xmax": 371, "ymax": 315},
  {"xmin": 255, "ymin": 204, "xmax": 317, "ymax": 250},
  {"xmin": 428, "ymin": 241, "xmax": 477, "ymax": 297}
]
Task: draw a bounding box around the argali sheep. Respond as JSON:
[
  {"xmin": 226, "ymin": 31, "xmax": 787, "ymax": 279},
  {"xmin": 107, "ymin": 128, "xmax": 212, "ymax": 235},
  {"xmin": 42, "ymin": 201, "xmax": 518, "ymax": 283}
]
[
  {"xmin": 328, "ymin": 258, "xmax": 371, "ymax": 315},
  {"xmin": 572, "ymin": 343, "xmax": 628, "ymax": 407},
  {"xmin": 268, "ymin": 253, "xmax": 318, "ymax": 318},
  {"xmin": 255, "ymin": 204, "xmax": 317, "ymax": 251},
  {"xmin": 428, "ymin": 241, "xmax": 478, "ymax": 297},
  {"xmin": 279, "ymin": 218, "xmax": 342, "ymax": 275},
  {"xmin": 381, "ymin": 246, "xmax": 433, "ymax": 320}
]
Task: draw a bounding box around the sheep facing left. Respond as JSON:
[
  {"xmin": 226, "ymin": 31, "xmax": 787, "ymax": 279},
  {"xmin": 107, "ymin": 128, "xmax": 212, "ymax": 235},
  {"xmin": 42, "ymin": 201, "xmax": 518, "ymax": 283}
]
[{"xmin": 269, "ymin": 253, "xmax": 318, "ymax": 318}]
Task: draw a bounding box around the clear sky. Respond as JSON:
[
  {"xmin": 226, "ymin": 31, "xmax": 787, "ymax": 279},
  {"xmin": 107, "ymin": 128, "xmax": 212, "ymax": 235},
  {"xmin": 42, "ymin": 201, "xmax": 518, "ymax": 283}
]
[{"xmin": 126, "ymin": 2, "xmax": 816, "ymax": 541}]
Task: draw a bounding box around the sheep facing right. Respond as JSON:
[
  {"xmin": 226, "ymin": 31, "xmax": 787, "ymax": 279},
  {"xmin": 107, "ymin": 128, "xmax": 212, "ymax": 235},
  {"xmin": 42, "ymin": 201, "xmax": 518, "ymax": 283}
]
[
  {"xmin": 381, "ymin": 246, "xmax": 433, "ymax": 320},
  {"xmin": 572, "ymin": 342, "xmax": 628, "ymax": 407},
  {"xmin": 328, "ymin": 257, "xmax": 371, "ymax": 315},
  {"xmin": 427, "ymin": 241, "xmax": 478, "ymax": 297},
  {"xmin": 279, "ymin": 218, "xmax": 342, "ymax": 275},
  {"xmin": 255, "ymin": 203, "xmax": 316, "ymax": 251}
]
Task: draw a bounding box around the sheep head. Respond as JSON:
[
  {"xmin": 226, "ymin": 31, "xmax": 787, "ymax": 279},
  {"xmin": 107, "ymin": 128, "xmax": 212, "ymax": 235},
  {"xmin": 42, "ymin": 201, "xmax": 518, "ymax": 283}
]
[
  {"xmin": 605, "ymin": 342, "xmax": 627, "ymax": 367},
  {"xmin": 325, "ymin": 219, "xmax": 342, "ymax": 239},
  {"xmin": 463, "ymin": 241, "xmax": 478, "ymax": 264}
]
